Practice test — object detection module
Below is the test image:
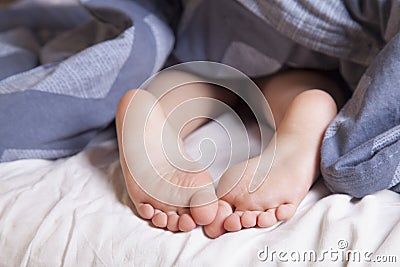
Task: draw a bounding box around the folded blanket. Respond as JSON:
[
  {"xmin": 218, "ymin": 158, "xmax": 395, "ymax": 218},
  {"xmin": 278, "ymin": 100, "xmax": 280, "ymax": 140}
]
[{"xmin": 0, "ymin": 0, "xmax": 176, "ymax": 161}]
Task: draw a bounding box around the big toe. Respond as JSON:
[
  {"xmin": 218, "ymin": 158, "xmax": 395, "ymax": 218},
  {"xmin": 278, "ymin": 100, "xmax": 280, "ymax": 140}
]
[
  {"xmin": 190, "ymin": 189, "xmax": 218, "ymax": 225},
  {"xmin": 204, "ymin": 200, "xmax": 233, "ymax": 239}
]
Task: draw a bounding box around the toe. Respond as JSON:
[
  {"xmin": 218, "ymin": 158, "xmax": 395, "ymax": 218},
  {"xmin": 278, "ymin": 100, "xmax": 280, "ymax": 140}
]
[
  {"xmin": 241, "ymin": 211, "xmax": 259, "ymax": 228},
  {"xmin": 257, "ymin": 209, "xmax": 277, "ymax": 228},
  {"xmin": 166, "ymin": 212, "xmax": 180, "ymax": 232},
  {"xmin": 276, "ymin": 203, "xmax": 296, "ymax": 221},
  {"xmin": 138, "ymin": 203, "xmax": 155, "ymax": 220},
  {"xmin": 204, "ymin": 200, "xmax": 233, "ymax": 239},
  {"xmin": 178, "ymin": 214, "xmax": 197, "ymax": 232},
  {"xmin": 190, "ymin": 188, "xmax": 218, "ymax": 225},
  {"xmin": 224, "ymin": 212, "xmax": 242, "ymax": 232},
  {"xmin": 152, "ymin": 210, "xmax": 168, "ymax": 228}
]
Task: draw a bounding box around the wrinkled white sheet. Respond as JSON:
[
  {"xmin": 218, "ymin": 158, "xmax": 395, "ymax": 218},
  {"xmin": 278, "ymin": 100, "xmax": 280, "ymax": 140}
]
[{"xmin": 1, "ymin": 113, "xmax": 400, "ymax": 266}]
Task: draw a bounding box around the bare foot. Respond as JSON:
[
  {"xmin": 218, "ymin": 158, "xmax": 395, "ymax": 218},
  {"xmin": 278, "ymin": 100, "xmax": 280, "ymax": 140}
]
[
  {"xmin": 205, "ymin": 135, "xmax": 313, "ymax": 237},
  {"xmin": 205, "ymin": 90, "xmax": 337, "ymax": 238},
  {"xmin": 116, "ymin": 89, "xmax": 218, "ymax": 232}
]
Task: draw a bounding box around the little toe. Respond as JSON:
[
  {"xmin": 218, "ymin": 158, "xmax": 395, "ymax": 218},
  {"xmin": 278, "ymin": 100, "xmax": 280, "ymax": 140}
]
[
  {"xmin": 152, "ymin": 210, "xmax": 168, "ymax": 228},
  {"xmin": 166, "ymin": 212, "xmax": 180, "ymax": 232},
  {"xmin": 224, "ymin": 212, "xmax": 242, "ymax": 232},
  {"xmin": 190, "ymin": 189, "xmax": 218, "ymax": 225},
  {"xmin": 178, "ymin": 213, "xmax": 197, "ymax": 232},
  {"xmin": 241, "ymin": 211, "xmax": 259, "ymax": 228},
  {"xmin": 138, "ymin": 203, "xmax": 155, "ymax": 220},
  {"xmin": 257, "ymin": 209, "xmax": 278, "ymax": 228},
  {"xmin": 276, "ymin": 203, "xmax": 297, "ymax": 221},
  {"xmin": 204, "ymin": 200, "xmax": 233, "ymax": 239}
]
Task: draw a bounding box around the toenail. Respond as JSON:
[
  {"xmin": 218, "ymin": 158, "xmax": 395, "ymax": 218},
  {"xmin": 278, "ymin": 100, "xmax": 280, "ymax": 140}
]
[
  {"xmin": 154, "ymin": 209, "xmax": 162, "ymax": 215},
  {"xmin": 235, "ymin": 211, "xmax": 244, "ymax": 216}
]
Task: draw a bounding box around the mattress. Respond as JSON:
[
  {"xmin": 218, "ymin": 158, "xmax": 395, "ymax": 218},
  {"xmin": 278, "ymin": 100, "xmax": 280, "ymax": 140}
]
[{"xmin": 1, "ymin": 113, "xmax": 400, "ymax": 266}]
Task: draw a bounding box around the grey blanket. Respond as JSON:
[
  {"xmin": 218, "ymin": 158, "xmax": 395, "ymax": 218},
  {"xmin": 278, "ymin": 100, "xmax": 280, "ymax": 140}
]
[
  {"xmin": 1, "ymin": 0, "xmax": 399, "ymax": 197},
  {"xmin": 0, "ymin": 0, "xmax": 176, "ymax": 161}
]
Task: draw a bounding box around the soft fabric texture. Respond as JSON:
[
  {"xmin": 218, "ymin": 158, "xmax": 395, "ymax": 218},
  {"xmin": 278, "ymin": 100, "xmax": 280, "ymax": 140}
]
[
  {"xmin": 1, "ymin": 1, "xmax": 400, "ymax": 264},
  {"xmin": 321, "ymin": 32, "xmax": 400, "ymax": 198},
  {"xmin": 1, "ymin": 0, "xmax": 399, "ymax": 200},
  {"xmin": 1, "ymin": 114, "xmax": 400, "ymax": 266},
  {"xmin": 0, "ymin": 0, "xmax": 176, "ymax": 161}
]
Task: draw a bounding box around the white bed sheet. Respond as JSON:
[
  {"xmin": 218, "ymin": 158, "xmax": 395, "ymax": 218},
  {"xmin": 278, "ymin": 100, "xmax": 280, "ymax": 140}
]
[{"xmin": 1, "ymin": 113, "xmax": 400, "ymax": 267}]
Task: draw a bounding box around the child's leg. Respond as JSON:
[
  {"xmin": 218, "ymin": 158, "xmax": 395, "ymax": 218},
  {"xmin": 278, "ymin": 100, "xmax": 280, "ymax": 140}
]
[
  {"xmin": 116, "ymin": 71, "xmax": 237, "ymax": 232},
  {"xmin": 205, "ymin": 70, "xmax": 342, "ymax": 238}
]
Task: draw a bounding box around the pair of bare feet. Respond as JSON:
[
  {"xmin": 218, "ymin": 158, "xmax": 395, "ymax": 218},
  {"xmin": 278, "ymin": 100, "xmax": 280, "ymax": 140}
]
[{"xmin": 116, "ymin": 70, "xmax": 340, "ymax": 238}]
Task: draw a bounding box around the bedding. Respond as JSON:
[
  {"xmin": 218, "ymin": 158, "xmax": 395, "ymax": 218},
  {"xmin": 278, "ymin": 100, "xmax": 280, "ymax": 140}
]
[
  {"xmin": 0, "ymin": 0, "xmax": 176, "ymax": 161},
  {"xmin": 1, "ymin": 0, "xmax": 400, "ymax": 266},
  {"xmin": 1, "ymin": 0, "xmax": 399, "ymax": 196},
  {"xmin": 1, "ymin": 114, "xmax": 400, "ymax": 266}
]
